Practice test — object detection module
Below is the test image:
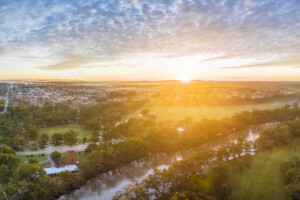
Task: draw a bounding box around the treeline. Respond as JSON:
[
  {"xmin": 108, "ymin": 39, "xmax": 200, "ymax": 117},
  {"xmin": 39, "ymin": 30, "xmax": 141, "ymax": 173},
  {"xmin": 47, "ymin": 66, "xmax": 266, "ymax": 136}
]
[
  {"xmin": 103, "ymin": 104, "xmax": 300, "ymax": 152},
  {"xmin": 0, "ymin": 102, "xmax": 77, "ymax": 150},
  {"xmin": 256, "ymin": 118, "xmax": 300, "ymax": 150},
  {"xmin": 113, "ymin": 117, "xmax": 300, "ymax": 200},
  {"xmin": 78, "ymin": 99, "xmax": 147, "ymax": 131},
  {"xmin": 280, "ymin": 157, "xmax": 300, "ymax": 200},
  {"xmin": 113, "ymin": 140, "xmax": 254, "ymax": 200},
  {"xmin": 151, "ymin": 92, "xmax": 300, "ymax": 106},
  {"xmin": 78, "ymin": 105, "xmax": 300, "ymax": 189},
  {"xmin": 1, "ymin": 105, "xmax": 300, "ymax": 199},
  {"xmin": 0, "ymin": 99, "xmax": 146, "ymax": 150}
]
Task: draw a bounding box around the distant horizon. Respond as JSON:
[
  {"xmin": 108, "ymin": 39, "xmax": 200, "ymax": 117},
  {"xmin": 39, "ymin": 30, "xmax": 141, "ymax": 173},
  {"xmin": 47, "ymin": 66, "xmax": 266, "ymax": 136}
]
[{"xmin": 1, "ymin": 78, "xmax": 300, "ymax": 83}]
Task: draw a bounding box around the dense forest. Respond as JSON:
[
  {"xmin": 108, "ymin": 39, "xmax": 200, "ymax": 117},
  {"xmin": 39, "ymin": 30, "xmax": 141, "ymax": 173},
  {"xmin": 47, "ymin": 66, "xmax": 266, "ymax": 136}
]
[{"xmin": 1, "ymin": 102, "xmax": 300, "ymax": 199}]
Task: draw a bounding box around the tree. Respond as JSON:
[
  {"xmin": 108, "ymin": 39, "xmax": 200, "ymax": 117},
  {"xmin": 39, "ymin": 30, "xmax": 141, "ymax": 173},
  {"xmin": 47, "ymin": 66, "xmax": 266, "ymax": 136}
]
[
  {"xmin": 82, "ymin": 136, "xmax": 88, "ymax": 144},
  {"xmin": 51, "ymin": 133, "xmax": 63, "ymax": 145},
  {"xmin": 51, "ymin": 151, "xmax": 61, "ymax": 161},
  {"xmin": 2, "ymin": 183, "xmax": 18, "ymax": 200},
  {"xmin": 18, "ymin": 164, "xmax": 46, "ymax": 182},
  {"xmin": 57, "ymin": 171, "xmax": 83, "ymax": 192},
  {"xmin": 85, "ymin": 143, "xmax": 98, "ymax": 154},
  {"xmin": 113, "ymin": 183, "xmax": 150, "ymax": 200},
  {"xmin": 18, "ymin": 181, "xmax": 48, "ymax": 200},
  {"xmin": 26, "ymin": 124, "xmax": 39, "ymax": 140},
  {"xmin": 141, "ymin": 109, "xmax": 150, "ymax": 117},
  {"xmin": 38, "ymin": 133, "xmax": 49, "ymax": 149},
  {"xmin": 0, "ymin": 164, "xmax": 12, "ymax": 183},
  {"xmin": 63, "ymin": 130, "xmax": 78, "ymax": 145},
  {"xmin": 280, "ymin": 157, "xmax": 300, "ymax": 200},
  {"xmin": 293, "ymin": 102, "xmax": 299, "ymax": 109},
  {"xmin": 0, "ymin": 146, "xmax": 15, "ymax": 155},
  {"xmin": 28, "ymin": 159, "xmax": 38, "ymax": 164},
  {"xmin": 0, "ymin": 153, "xmax": 18, "ymax": 168}
]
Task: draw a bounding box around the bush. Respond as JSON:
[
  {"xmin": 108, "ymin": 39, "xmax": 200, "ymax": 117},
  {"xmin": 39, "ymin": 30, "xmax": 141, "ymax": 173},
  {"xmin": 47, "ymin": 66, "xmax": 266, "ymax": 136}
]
[{"xmin": 51, "ymin": 151, "xmax": 61, "ymax": 161}]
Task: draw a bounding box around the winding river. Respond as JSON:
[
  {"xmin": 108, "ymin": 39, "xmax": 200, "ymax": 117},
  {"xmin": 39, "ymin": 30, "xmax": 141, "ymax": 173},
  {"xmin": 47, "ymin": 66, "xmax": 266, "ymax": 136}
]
[{"xmin": 60, "ymin": 123, "xmax": 278, "ymax": 200}]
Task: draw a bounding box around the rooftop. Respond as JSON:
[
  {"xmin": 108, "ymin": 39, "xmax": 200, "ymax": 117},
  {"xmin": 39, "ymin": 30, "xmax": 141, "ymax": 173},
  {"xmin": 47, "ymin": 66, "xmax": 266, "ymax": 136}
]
[{"xmin": 44, "ymin": 165, "xmax": 78, "ymax": 175}]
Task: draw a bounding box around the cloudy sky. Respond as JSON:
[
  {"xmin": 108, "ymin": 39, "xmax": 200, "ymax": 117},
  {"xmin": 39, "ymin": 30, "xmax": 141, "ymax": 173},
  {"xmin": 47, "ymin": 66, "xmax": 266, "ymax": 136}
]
[{"xmin": 0, "ymin": 0, "xmax": 299, "ymax": 81}]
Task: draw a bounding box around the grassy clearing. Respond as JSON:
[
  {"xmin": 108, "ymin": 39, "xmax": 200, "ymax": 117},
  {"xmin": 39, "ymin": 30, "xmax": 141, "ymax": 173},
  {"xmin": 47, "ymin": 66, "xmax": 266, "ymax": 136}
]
[
  {"xmin": 229, "ymin": 145, "xmax": 300, "ymax": 200},
  {"xmin": 17, "ymin": 155, "xmax": 48, "ymax": 164},
  {"xmin": 130, "ymin": 101, "xmax": 288, "ymax": 121},
  {"xmin": 76, "ymin": 151, "xmax": 89, "ymax": 163},
  {"xmin": 38, "ymin": 125, "xmax": 93, "ymax": 142}
]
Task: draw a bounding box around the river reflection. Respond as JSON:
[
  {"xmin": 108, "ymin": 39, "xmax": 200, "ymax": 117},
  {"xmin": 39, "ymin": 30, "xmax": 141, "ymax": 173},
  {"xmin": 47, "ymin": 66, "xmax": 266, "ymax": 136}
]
[{"xmin": 60, "ymin": 123, "xmax": 278, "ymax": 200}]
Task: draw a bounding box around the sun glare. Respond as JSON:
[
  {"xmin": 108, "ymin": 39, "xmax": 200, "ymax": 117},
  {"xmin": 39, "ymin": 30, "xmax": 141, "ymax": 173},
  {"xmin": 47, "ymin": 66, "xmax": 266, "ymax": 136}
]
[{"xmin": 179, "ymin": 74, "xmax": 192, "ymax": 83}]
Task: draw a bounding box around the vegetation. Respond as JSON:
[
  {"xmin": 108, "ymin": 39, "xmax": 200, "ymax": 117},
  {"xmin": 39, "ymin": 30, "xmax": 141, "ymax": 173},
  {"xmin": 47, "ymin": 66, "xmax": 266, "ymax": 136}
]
[
  {"xmin": 17, "ymin": 155, "xmax": 47, "ymax": 164},
  {"xmin": 113, "ymin": 117, "xmax": 300, "ymax": 200},
  {"xmin": 51, "ymin": 151, "xmax": 61, "ymax": 161},
  {"xmin": 137, "ymin": 101, "xmax": 287, "ymax": 121},
  {"xmin": 229, "ymin": 146, "xmax": 300, "ymax": 200},
  {"xmin": 0, "ymin": 83, "xmax": 300, "ymax": 200},
  {"xmin": 39, "ymin": 125, "xmax": 92, "ymax": 142},
  {"xmin": 280, "ymin": 156, "xmax": 300, "ymax": 200}
]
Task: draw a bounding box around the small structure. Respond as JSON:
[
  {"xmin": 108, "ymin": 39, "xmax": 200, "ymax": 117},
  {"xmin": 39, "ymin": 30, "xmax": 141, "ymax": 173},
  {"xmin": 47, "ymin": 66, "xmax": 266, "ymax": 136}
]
[
  {"xmin": 65, "ymin": 150, "xmax": 77, "ymax": 165},
  {"xmin": 44, "ymin": 165, "xmax": 78, "ymax": 176},
  {"xmin": 178, "ymin": 127, "xmax": 184, "ymax": 134}
]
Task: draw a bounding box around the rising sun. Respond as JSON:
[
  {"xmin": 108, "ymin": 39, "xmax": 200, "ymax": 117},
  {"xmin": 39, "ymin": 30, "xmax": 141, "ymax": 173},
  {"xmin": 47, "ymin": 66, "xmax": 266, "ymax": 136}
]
[{"xmin": 179, "ymin": 74, "xmax": 192, "ymax": 83}]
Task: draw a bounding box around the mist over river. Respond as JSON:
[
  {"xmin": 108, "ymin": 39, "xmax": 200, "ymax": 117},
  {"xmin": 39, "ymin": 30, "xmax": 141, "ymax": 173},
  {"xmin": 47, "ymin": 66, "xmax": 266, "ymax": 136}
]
[{"xmin": 60, "ymin": 123, "xmax": 278, "ymax": 200}]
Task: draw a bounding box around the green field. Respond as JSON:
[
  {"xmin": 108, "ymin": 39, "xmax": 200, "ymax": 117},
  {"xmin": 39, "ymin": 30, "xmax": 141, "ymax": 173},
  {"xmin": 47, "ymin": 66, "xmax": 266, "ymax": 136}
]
[
  {"xmin": 39, "ymin": 125, "xmax": 93, "ymax": 142},
  {"xmin": 229, "ymin": 145, "xmax": 300, "ymax": 200},
  {"xmin": 131, "ymin": 101, "xmax": 289, "ymax": 121},
  {"xmin": 17, "ymin": 155, "xmax": 48, "ymax": 164}
]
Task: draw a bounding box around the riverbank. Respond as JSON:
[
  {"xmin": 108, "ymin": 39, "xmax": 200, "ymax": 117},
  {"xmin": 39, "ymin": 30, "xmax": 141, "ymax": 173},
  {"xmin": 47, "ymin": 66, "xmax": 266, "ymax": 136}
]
[{"xmin": 60, "ymin": 123, "xmax": 278, "ymax": 200}]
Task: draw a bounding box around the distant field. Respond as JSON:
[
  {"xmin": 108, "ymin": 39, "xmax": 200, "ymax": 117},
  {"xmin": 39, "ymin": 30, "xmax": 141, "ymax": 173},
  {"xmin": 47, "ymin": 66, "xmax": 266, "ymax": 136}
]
[
  {"xmin": 17, "ymin": 155, "xmax": 47, "ymax": 164},
  {"xmin": 39, "ymin": 125, "xmax": 93, "ymax": 142},
  {"xmin": 229, "ymin": 145, "xmax": 300, "ymax": 200},
  {"xmin": 131, "ymin": 101, "xmax": 290, "ymax": 121}
]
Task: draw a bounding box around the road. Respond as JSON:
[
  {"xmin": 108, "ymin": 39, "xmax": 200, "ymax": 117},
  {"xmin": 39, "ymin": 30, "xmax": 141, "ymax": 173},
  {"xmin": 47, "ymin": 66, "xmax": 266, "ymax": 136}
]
[
  {"xmin": 39, "ymin": 155, "xmax": 56, "ymax": 167},
  {"xmin": 16, "ymin": 144, "xmax": 88, "ymax": 156},
  {"xmin": 0, "ymin": 85, "xmax": 12, "ymax": 114}
]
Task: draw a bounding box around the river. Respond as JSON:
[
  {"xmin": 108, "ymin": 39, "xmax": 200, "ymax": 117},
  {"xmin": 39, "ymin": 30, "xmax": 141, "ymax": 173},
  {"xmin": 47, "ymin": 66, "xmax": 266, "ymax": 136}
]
[{"xmin": 60, "ymin": 122, "xmax": 278, "ymax": 200}]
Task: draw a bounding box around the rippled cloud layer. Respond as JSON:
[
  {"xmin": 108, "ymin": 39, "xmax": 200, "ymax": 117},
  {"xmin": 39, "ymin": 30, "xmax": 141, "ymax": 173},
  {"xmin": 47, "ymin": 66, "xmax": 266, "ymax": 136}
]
[{"xmin": 0, "ymin": 0, "xmax": 299, "ymax": 78}]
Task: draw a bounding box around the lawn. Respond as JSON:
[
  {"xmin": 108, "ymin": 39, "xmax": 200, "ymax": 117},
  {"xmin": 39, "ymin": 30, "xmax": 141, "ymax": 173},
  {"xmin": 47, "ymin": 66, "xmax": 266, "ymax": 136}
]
[
  {"xmin": 130, "ymin": 101, "xmax": 289, "ymax": 121},
  {"xmin": 229, "ymin": 145, "xmax": 300, "ymax": 200},
  {"xmin": 39, "ymin": 125, "xmax": 93, "ymax": 143},
  {"xmin": 17, "ymin": 155, "xmax": 48, "ymax": 164}
]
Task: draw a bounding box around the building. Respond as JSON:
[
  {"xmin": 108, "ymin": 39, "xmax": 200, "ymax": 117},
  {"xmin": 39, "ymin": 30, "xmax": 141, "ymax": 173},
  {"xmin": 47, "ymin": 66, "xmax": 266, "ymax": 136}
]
[
  {"xmin": 65, "ymin": 150, "xmax": 77, "ymax": 165},
  {"xmin": 44, "ymin": 165, "xmax": 78, "ymax": 176}
]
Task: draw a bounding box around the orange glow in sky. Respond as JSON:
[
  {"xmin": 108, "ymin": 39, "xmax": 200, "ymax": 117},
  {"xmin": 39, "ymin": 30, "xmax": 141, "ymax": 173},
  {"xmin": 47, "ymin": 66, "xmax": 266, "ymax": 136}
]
[{"xmin": 0, "ymin": 0, "xmax": 299, "ymax": 81}]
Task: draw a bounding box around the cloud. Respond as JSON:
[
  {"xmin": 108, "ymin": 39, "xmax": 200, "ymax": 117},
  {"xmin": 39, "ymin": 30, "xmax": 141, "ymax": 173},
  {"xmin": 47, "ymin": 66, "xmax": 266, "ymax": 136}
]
[
  {"xmin": 38, "ymin": 55, "xmax": 144, "ymax": 70},
  {"xmin": 200, "ymin": 54, "xmax": 247, "ymax": 62},
  {"xmin": 219, "ymin": 58, "xmax": 300, "ymax": 69},
  {"xmin": 0, "ymin": 0, "xmax": 299, "ymax": 70}
]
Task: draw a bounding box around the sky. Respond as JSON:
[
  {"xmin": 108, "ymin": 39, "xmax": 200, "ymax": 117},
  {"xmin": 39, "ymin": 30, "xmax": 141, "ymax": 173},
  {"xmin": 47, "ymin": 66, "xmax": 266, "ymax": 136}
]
[{"xmin": 0, "ymin": 0, "xmax": 299, "ymax": 81}]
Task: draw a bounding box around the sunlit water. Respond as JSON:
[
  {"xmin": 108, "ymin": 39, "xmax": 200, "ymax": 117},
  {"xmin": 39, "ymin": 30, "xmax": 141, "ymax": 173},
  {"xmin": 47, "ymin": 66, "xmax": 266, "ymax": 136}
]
[{"xmin": 60, "ymin": 123, "xmax": 278, "ymax": 200}]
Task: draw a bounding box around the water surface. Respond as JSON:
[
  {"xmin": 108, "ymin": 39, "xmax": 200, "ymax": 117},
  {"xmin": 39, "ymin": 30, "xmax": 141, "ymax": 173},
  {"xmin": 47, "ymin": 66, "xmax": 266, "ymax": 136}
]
[{"xmin": 61, "ymin": 123, "xmax": 278, "ymax": 200}]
